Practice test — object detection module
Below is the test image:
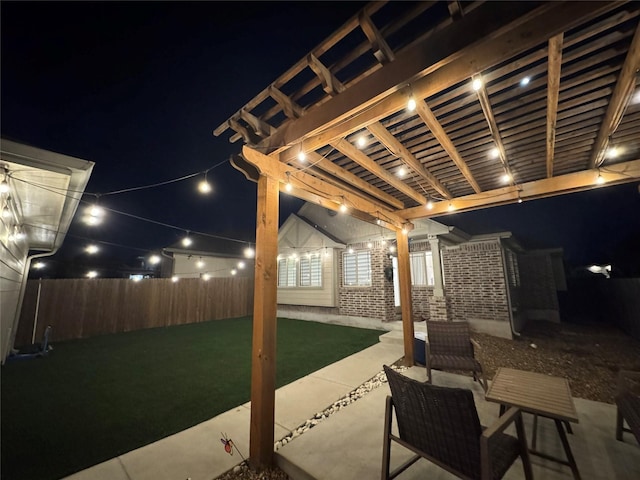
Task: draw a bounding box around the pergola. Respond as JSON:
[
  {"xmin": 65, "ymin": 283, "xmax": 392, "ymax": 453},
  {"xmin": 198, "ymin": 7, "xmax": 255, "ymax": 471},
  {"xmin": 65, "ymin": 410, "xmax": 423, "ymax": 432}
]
[{"xmin": 213, "ymin": 1, "xmax": 640, "ymax": 468}]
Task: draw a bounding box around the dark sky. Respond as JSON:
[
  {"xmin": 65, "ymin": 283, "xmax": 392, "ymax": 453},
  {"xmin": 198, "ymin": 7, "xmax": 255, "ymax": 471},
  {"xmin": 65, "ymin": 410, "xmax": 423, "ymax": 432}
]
[{"xmin": 2, "ymin": 1, "xmax": 639, "ymax": 274}]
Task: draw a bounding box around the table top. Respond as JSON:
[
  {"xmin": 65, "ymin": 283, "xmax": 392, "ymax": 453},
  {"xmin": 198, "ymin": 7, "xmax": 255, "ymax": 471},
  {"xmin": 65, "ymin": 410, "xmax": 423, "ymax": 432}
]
[{"xmin": 485, "ymin": 367, "xmax": 579, "ymax": 423}]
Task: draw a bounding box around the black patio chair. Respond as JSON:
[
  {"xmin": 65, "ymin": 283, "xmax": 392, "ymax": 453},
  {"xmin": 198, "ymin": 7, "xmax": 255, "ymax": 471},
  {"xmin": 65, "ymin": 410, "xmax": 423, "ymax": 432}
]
[
  {"xmin": 425, "ymin": 320, "xmax": 488, "ymax": 392},
  {"xmin": 382, "ymin": 365, "xmax": 532, "ymax": 480}
]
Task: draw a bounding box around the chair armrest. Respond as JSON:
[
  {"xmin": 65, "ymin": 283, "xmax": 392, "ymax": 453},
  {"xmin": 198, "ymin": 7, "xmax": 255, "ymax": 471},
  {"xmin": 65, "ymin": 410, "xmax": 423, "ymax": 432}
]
[
  {"xmin": 481, "ymin": 406, "xmax": 521, "ymax": 439},
  {"xmin": 480, "ymin": 407, "xmax": 527, "ymax": 480},
  {"xmin": 471, "ymin": 337, "xmax": 483, "ymax": 359}
]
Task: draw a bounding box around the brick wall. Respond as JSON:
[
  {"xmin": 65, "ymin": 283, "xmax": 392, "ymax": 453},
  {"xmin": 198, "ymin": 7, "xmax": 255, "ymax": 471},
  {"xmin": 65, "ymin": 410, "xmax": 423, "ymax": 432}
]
[
  {"xmin": 338, "ymin": 241, "xmax": 395, "ymax": 321},
  {"xmin": 441, "ymin": 240, "xmax": 510, "ymax": 323},
  {"xmin": 409, "ymin": 240, "xmax": 432, "ymax": 319}
]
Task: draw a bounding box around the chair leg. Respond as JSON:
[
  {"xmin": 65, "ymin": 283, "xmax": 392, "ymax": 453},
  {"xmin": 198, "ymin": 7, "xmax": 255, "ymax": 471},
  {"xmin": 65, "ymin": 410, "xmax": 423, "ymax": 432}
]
[
  {"xmin": 616, "ymin": 407, "xmax": 624, "ymax": 441},
  {"xmin": 381, "ymin": 396, "xmax": 394, "ymax": 480}
]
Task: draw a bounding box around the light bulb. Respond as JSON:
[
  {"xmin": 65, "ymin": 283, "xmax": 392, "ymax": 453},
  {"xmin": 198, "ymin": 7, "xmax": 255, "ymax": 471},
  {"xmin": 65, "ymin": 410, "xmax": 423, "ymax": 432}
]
[
  {"xmin": 171, "ymin": 276, "xmax": 179, "ymax": 282},
  {"xmin": 357, "ymin": 136, "xmax": 366, "ymax": 147},
  {"xmin": 198, "ymin": 180, "xmax": 212, "ymax": 194},
  {"xmin": 86, "ymin": 244, "xmax": 99, "ymax": 254},
  {"xmin": 490, "ymin": 148, "xmax": 500, "ymax": 159},
  {"xmin": 339, "ymin": 203, "xmax": 348, "ymax": 213},
  {"xmin": 448, "ymin": 203, "xmax": 455, "ymax": 212},
  {"xmin": 89, "ymin": 205, "xmax": 104, "ymax": 217},
  {"xmin": 502, "ymin": 173, "xmax": 512, "ymax": 183},
  {"xmin": 285, "ymin": 182, "xmax": 292, "ymax": 192},
  {"xmin": 0, "ymin": 179, "xmax": 9, "ymax": 194},
  {"xmin": 196, "ymin": 259, "xmax": 205, "ymax": 268},
  {"xmin": 244, "ymin": 247, "xmax": 255, "ymax": 258},
  {"xmin": 182, "ymin": 236, "xmax": 192, "ymax": 247},
  {"xmin": 33, "ymin": 262, "xmax": 45, "ymax": 269},
  {"xmin": 298, "ymin": 151, "xmax": 306, "ymax": 162},
  {"xmin": 86, "ymin": 271, "xmax": 98, "ymax": 279},
  {"xmin": 520, "ymin": 77, "xmax": 530, "ymax": 86},
  {"xmin": 348, "ymin": 247, "xmax": 354, "ymax": 254},
  {"xmin": 472, "ymin": 78, "xmax": 483, "ymax": 91},
  {"xmin": 149, "ymin": 255, "xmax": 161, "ymax": 265},
  {"xmin": 426, "ymin": 200, "xmax": 434, "ymax": 210},
  {"xmin": 407, "ymin": 97, "xmax": 416, "ymax": 111},
  {"xmin": 596, "ymin": 173, "xmax": 605, "ymax": 185},
  {"xmin": 367, "ymin": 242, "xmax": 373, "ymax": 248},
  {"xmin": 237, "ymin": 261, "xmax": 245, "ymax": 269},
  {"xmin": 517, "ymin": 197, "xmax": 523, "ymax": 204},
  {"xmin": 389, "ymin": 246, "xmax": 396, "ymax": 253},
  {"xmin": 231, "ymin": 269, "xmax": 237, "ymax": 276},
  {"xmin": 202, "ymin": 273, "xmax": 211, "ymax": 281},
  {"xmin": 606, "ymin": 146, "xmax": 620, "ymax": 159},
  {"xmin": 397, "ymin": 167, "xmax": 406, "ymax": 177}
]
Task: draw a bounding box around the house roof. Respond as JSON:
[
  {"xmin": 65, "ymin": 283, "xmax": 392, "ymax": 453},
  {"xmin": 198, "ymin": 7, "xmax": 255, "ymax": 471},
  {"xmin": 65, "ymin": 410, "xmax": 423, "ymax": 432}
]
[
  {"xmin": 0, "ymin": 138, "xmax": 94, "ymax": 252},
  {"xmin": 216, "ymin": 1, "xmax": 640, "ymax": 232}
]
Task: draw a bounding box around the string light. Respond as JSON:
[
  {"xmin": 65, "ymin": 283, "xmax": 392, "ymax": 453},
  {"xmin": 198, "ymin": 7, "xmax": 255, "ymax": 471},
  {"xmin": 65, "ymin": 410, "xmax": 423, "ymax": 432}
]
[
  {"xmin": 472, "ymin": 77, "xmax": 483, "ymax": 91},
  {"xmin": 367, "ymin": 241, "xmax": 373, "ymax": 248},
  {"xmin": 85, "ymin": 244, "xmax": 99, "ymax": 254},
  {"xmin": 2, "ymin": 203, "xmax": 12, "ymax": 219},
  {"xmin": 339, "ymin": 197, "xmax": 348, "ymax": 213},
  {"xmin": 389, "ymin": 245, "xmax": 396, "ymax": 253},
  {"xmin": 407, "ymin": 96, "xmax": 416, "ymax": 111},
  {"xmin": 149, "ymin": 254, "xmax": 161, "ymax": 265},
  {"xmin": 198, "ymin": 172, "xmax": 212, "ymax": 194},
  {"xmin": 348, "ymin": 246, "xmax": 354, "ymax": 254},
  {"xmin": 297, "ymin": 145, "xmax": 306, "ymax": 163},
  {"xmin": 356, "ymin": 135, "xmax": 367, "ymax": 148},
  {"xmin": 0, "ymin": 170, "xmax": 9, "ymax": 194},
  {"xmin": 182, "ymin": 234, "xmax": 193, "ymax": 247},
  {"xmin": 231, "ymin": 269, "xmax": 237, "ymax": 275},
  {"xmin": 86, "ymin": 271, "xmax": 98, "ymax": 279},
  {"xmin": 501, "ymin": 172, "xmax": 512, "ymax": 183},
  {"xmin": 489, "ymin": 148, "xmax": 500, "ymax": 159},
  {"xmin": 237, "ymin": 261, "xmax": 245, "ymax": 269},
  {"xmin": 606, "ymin": 146, "xmax": 620, "ymax": 159},
  {"xmin": 596, "ymin": 171, "xmax": 605, "ymax": 185},
  {"xmin": 447, "ymin": 203, "xmax": 455, "ymax": 212},
  {"xmin": 202, "ymin": 273, "xmax": 211, "ymax": 281},
  {"xmin": 171, "ymin": 275, "xmax": 179, "ymax": 282},
  {"xmin": 285, "ymin": 172, "xmax": 293, "ymax": 192},
  {"xmin": 244, "ymin": 246, "xmax": 255, "ymax": 258},
  {"xmin": 196, "ymin": 258, "xmax": 205, "ymax": 268},
  {"xmin": 397, "ymin": 167, "xmax": 406, "ymax": 178},
  {"xmin": 520, "ymin": 77, "xmax": 530, "ymax": 86},
  {"xmin": 426, "ymin": 199, "xmax": 434, "ymax": 210},
  {"xmin": 33, "ymin": 261, "xmax": 45, "ymax": 269},
  {"xmin": 84, "ymin": 203, "xmax": 105, "ymax": 226}
]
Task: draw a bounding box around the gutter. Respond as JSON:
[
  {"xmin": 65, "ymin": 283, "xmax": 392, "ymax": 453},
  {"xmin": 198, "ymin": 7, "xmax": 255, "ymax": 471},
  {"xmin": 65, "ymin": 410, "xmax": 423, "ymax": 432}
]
[{"xmin": 499, "ymin": 240, "xmax": 521, "ymax": 338}]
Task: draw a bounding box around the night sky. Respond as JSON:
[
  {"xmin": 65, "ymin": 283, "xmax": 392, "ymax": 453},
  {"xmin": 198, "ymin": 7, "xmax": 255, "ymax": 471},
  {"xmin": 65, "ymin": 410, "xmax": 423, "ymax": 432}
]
[{"xmin": 2, "ymin": 1, "xmax": 639, "ymax": 275}]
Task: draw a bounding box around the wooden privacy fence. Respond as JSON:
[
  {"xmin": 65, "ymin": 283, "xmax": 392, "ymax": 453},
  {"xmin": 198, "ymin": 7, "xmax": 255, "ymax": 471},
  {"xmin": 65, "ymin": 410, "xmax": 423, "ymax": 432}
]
[{"xmin": 15, "ymin": 277, "xmax": 254, "ymax": 346}]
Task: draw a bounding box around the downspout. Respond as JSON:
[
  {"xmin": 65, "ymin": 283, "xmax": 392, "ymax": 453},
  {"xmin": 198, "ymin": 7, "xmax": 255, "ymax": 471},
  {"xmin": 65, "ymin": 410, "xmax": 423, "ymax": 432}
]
[
  {"xmin": 499, "ymin": 242, "xmax": 520, "ymax": 338},
  {"xmin": 4, "ymin": 248, "xmax": 59, "ymax": 365}
]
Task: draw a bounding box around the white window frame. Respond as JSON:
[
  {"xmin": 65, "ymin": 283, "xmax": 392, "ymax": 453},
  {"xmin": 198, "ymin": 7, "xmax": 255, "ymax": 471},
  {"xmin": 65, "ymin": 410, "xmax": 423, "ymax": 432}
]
[
  {"xmin": 343, "ymin": 250, "xmax": 372, "ymax": 287},
  {"xmin": 409, "ymin": 251, "xmax": 435, "ymax": 286},
  {"xmin": 299, "ymin": 254, "xmax": 322, "ymax": 287},
  {"xmin": 278, "ymin": 254, "xmax": 323, "ymax": 288}
]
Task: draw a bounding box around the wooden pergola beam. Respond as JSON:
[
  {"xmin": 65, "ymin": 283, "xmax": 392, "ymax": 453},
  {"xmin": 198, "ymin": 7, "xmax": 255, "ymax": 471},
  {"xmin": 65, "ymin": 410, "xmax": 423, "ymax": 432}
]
[
  {"xmin": 330, "ymin": 138, "xmax": 427, "ymax": 206},
  {"xmin": 399, "ymin": 158, "xmax": 640, "ymax": 219},
  {"xmin": 267, "ymin": 2, "xmax": 616, "ymax": 160},
  {"xmin": 473, "ymin": 74, "xmax": 514, "ymax": 182},
  {"xmin": 546, "ymin": 34, "xmax": 564, "ymax": 178},
  {"xmin": 299, "ymin": 151, "xmax": 405, "ymax": 210},
  {"xmin": 589, "ymin": 21, "xmax": 640, "ymax": 168},
  {"xmin": 243, "ymin": 145, "xmax": 409, "ymax": 230},
  {"xmin": 359, "ymin": 9, "xmax": 395, "ymax": 64},
  {"xmin": 413, "ymin": 99, "xmax": 480, "ymax": 194},
  {"xmin": 366, "ymin": 121, "xmax": 452, "ymax": 198}
]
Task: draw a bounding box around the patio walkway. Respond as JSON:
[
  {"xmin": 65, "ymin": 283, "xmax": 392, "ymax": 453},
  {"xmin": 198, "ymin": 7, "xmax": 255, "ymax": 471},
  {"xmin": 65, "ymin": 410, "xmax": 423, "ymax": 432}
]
[{"xmin": 64, "ymin": 333, "xmax": 639, "ymax": 480}]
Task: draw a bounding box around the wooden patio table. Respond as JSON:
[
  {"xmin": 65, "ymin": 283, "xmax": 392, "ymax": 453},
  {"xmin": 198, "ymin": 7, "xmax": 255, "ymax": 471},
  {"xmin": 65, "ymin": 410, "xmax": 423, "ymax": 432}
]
[{"xmin": 485, "ymin": 367, "xmax": 581, "ymax": 480}]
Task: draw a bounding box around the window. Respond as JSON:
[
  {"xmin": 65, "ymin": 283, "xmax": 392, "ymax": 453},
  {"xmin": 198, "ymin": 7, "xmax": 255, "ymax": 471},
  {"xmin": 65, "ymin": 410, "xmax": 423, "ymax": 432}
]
[
  {"xmin": 343, "ymin": 250, "xmax": 371, "ymax": 286},
  {"xmin": 278, "ymin": 254, "xmax": 322, "ymax": 287},
  {"xmin": 410, "ymin": 251, "xmax": 435, "ymax": 286},
  {"xmin": 300, "ymin": 255, "xmax": 322, "ymax": 286},
  {"xmin": 278, "ymin": 258, "xmax": 297, "ymax": 287}
]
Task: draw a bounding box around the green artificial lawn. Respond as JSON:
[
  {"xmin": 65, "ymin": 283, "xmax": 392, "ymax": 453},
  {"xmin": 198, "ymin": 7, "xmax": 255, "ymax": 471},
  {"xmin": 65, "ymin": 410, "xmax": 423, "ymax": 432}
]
[{"xmin": 1, "ymin": 316, "xmax": 382, "ymax": 480}]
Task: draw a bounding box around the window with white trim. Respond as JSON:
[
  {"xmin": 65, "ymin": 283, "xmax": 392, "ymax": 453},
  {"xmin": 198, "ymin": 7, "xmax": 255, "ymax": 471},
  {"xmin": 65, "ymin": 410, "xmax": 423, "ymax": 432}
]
[
  {"xmin": 343, "ymin": 250, "xmax": 371, "ymax": 286},
  {"xmin": 277, "ymin": 258, "xmax": 297, "ymax": 287},
  {"xmin": 278, "ymin": 255, "xmax": 322, "ymax": 287},
  {"xmin": 300, "ymin": 255, "xmax": 322, "ymax": 286},
  {"xmin": 410, "ymin": 251, "xmax": 435, "ymax": 286}
]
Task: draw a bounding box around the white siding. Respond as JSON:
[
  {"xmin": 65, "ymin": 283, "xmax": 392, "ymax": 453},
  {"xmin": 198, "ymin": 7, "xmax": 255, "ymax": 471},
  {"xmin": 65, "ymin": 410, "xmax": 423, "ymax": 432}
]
[
  {"xmin": 278, "ymin": 249, "xmax": 337, "ymax": 307},
  {"xmin": 1, "ymin": 221, "xmax": 28, "ymax": 359},
  {"xmin": 172, "ymin": 254, "xmax": 253, "ymax": 278}
]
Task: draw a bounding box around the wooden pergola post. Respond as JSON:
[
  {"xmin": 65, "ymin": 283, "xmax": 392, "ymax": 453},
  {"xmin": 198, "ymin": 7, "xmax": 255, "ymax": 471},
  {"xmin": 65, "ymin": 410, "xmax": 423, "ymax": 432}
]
[
  {"xmin": 249, "ymin": 174, "xmax": 279, "ymax": 469},
  {"xmin": 395, "ymin": 228, "xmax": 414, "ymax": 366}
]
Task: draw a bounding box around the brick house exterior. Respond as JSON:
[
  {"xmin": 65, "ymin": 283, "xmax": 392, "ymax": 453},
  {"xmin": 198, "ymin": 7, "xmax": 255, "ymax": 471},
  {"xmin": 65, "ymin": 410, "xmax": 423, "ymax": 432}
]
[{"xmin": 277, "ymin": 203, "xmax": 565, "ymax": 338}]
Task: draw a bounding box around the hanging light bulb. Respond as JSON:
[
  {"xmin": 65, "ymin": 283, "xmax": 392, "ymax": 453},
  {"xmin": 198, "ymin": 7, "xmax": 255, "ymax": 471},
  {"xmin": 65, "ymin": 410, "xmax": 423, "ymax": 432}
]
[
  {"xmin": 171, "ymin": 275, "xmax": 179, "ymax": 282},
  {"xmin": 297, "ymin": 150, "xmax": 306, "ymax": 162},
  {"xmin": 472, "ymin": 77, "xmax": 483, "ymax": 91},
  {"xmin": 397, "ymin": 167, "xmax": 406, "ymax": 178},
  {"xmin": 348, "ymin": 247, "xmax": 354, "ymax": 254},
  {"xmin": 407, "ymin": 97, "xmax": 416, "ymax": 111},
  {"xmin": 356, "ymin": 136, "xmax": 367, "ymax": 148},
  {"xmin": 86, "ymin": 244, "xmax": 99, "ymax": 254},
  {"xmin": 244, "ymin": 246, "xmax": 255, "ymax": 258},
  {"xmin": 86, "ymin": 271, "xmax": 98, "ymax": 279},
  {"xmin": 367, "ymin": 241, "xmax": 373, "ymax": 249},
  {"xmin": 182, "ymin": 235, "xmax": 192, "ymax": 247},
  {"xmin": 33, "ymin": 261, "xmax": 45, "ymax": 269},
  {"xmin": 389, "ymin": 245, "xmax": 396, "ymax": 253},
  {"xmin": 196, "ymin": 258, "xmax": 205, "ymax": 268},
  {"xmin": 285, "ymin": 172, "xmax": 293, "ymax": 192},
  {"xmin": 501, "ymin": 172, "xmax": 512, "ymax": 183},
  {"xmin": 231, "ymin": 269, "xmax": 237, "ymax": 276},
  {"xmin": 237, "ymin": 261, "xmax": 246, "ymax": 269},
  {"xmin": 339, "ymin": 201, "xmax": 348, "ymax": 213},
  {"xmin": 2, "ymin": 203, "xmax": 11, "ymax": 219},
  {"xmin": 84, "ymin": 204, "xmax": 105, "ymax": 226},
  {"xmin": 448, "ymin": 203, "xmax": 455, "ymax": 212},
  {"xmin": 426, "ymin": 199, "xmax": 434, "ymax": 210},
  {"xmin": 198, "ymin": 172, "xmax": 212, "ymax": 194},
  {"xmin": 0, "ymin": 179, "xmax": 9, "ymax": 194},
  {"xmin": 202, "ymin": 273, "xmax": 211, "ymax": 281},
  {"xmin": 596, "ymin": 172, "xmax": 605, "ymax": 185},
  {"xmin": 149, "ymin": 254, "xmax": 161, "ymax": 265}
]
